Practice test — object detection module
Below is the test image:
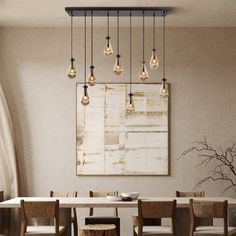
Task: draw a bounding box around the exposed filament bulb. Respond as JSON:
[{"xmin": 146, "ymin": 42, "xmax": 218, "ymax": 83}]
[
  {"xmin": 104, "ymin": 36, "xmax": 113, "ymax": 57},
  {"xmin": 113, "ymin": 55, "xmax": 123, "ymax": 75},
  {"xmin": 126, "ymin": 93, "xmax": 135, "ymax": 113},
  {"xmin": 139, "ymin": 62, "xmax": 149, "ymax": 81},
  {"xmin": 81, "ymin": 84, "xmax": 90, "ymax": 106}
]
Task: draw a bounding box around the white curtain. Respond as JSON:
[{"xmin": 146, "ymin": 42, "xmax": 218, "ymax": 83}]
[{"xmin": 0, "ymin": 84, "xmax": 19, "ymax": 236}]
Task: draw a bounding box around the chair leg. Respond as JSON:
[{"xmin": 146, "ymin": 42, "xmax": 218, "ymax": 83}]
[{"xmin": 73, "ymin": 221, "xmax": 78, "ymax": 236}]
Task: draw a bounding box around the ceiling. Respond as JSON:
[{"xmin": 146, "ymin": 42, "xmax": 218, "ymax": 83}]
[{"xmin": 0, "ymin": 0, "xmax": 235, "ymax": 27}]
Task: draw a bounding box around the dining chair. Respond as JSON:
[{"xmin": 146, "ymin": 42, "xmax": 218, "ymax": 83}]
[
  {"xmin": 189, "ymin": 199, "xmax": 236, "ymax": 236},
  {"xmin": 176, "ymin": 191, "xmax": 205, "ymax": 197},
  {"xmin": 176, "ymin": 190, "xmax": 212, "ymax": 235},
  {"xmin": 134, "ymin": 199, "xmax": 176, "ymax": 236},
  {"xmin": 85, "ymin": 191, "xmax": 120, "ymax": 236},
  {"xmin": 50, "ymin": 191, "xmax": 78, "ymax": 236},
  {"xmin": 20, "ymin": 200, "xmax": 66, "ymax": 236},
  {"xmin": 132, "ymin": 193, "xmax": 161, "ymax": 236}
]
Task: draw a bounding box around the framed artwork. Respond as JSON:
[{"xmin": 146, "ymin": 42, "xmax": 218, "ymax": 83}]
[{"xmin": 76, "ymin": 83, "xmax": 169, "ymax": 175}]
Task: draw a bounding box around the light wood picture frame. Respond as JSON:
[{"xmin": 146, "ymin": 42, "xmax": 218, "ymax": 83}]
[{"xmin": 76, "ymin": 83, "xmax": 169, "ymax": 175}]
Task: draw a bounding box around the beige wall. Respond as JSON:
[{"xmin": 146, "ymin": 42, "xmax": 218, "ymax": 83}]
[{"xmin": 0, "ymin": 27, "xmax": 236, "ymax": 234}]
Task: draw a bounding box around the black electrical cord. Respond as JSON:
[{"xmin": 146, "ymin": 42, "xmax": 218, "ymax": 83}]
[
  {"xmin": 84, "ymin": 12, "xmax": 87, "ymax": 85},
  {"xmin": 163, "ymin": 13, "xmax": 166, "ymax": 80},
  {"xmin": 153, "ymin": 11, "xmax": 156, "ymax": 50},
  {"xmin": 142, "ymin": 11, "xmax": 145, "ymax": 63},
  {"xmin": 129, "ymin": 11, "xmax": 132, "ymax": 94},
  {"xmin": 107, "ymin": 11, "xmax": 110, "ymax": 38},
  {"xmin": 117, "ymin": 11, "xmax": 120, "ymax": 55},
  {"xmin": 70, "ymin": 12, "xmax": 73, "ymax": 59},
  {"xmin": 91, "ymin": 11, "xmax": 93, "ymax": 67}
]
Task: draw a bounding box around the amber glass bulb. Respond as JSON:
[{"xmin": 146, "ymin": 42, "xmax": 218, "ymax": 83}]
[
  {"xmin": 160, "ymin": 80, "xmax": 169, "ymax": 99},
  {"xmin": 88, "ymin": 74, "xmax": 96, "ymax": 86},
  {"xmin": 88, "ymin": 66, "xmax": 96, "ymax": 86},
  {"xmin": 126, "ymin": 101, "xmax": 135, "ymax": 112},
  {"xmin": 81, "ymin": 85, "xmax": 90, "ymax": 106},
  {"xmin": 149, "ymin": 49, "xmax": 159, "ymax": 69},
  {"xmin": 104, "ymin": 37, "xmax": 113, "ymax": 57},
  {"xmin": 68, "ymin": 67, "xmax": 76, "ymax": 79},
  {"xmin": 126, "ymin": 93, "xmax": 135, "ymax": 113},
  {"xmin": 68, "ymin": 58, "xmax": 76, "ymax": 79},
  {"xmin": 113, "ymin": 55, "xmax": 123, "ymax": 75},
  {"xmin": 81, "ymin": 95, "xmax": 89, "ymax": 106},
  {"xmin": 139, "ymin": 63, "xmax": 149, "ymax": 81}
]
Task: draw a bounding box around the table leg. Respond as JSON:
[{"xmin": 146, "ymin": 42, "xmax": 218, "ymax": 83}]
[
  {"xmin": 60, "ymin": 208, "xmax": 71, "ymax": 236},
  {"xmin": 176, "ymin": 208, "xmax": 190, "ymax": 236}
]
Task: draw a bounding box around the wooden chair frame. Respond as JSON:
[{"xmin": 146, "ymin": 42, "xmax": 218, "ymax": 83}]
[
  {"xmin": 50, "ymin": 191, "xmax": 78, "ymax": 236},
  {"xmin": 20, "ymin": 200, "xmax": 62, "ymax": 236},
  {"xmin": 189, "ymin": 199, "xmax": 228, "ymax": 236},
  {"xmin": 137, "ymin": 199, "xmax": 176, "ymax": 236},
  {"xmin": 89, "ymin": 191, "xmax": 118, "ymax": 217},
  {"xmin": 176, "ymin": 191, "xmax": 205, "ymax": 197}
]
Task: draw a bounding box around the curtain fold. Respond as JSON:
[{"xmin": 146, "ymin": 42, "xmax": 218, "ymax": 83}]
[{"xmin": 0, "ymin": 84, "xmax": 19, "ymax": 236}]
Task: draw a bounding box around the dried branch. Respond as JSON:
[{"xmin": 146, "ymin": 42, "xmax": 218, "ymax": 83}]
[{"xmin": 179, "ymin": 137, "xmax": 236, "ymax": 193}]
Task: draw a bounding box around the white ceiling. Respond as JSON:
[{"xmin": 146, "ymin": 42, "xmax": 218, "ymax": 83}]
[{"xmin": 0, "ymin": 0, "xmax": 235, "ymax": 27}]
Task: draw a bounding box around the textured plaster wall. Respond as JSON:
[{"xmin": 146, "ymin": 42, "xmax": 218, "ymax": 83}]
[{"xmin": 0, "ymin": 27, "xmax": 236, "ymax": 235}]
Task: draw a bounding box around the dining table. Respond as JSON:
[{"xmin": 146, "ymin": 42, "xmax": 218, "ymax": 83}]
[{"xmin": 1, "ymin": 196, "xmax": 236, "ymax": 236}]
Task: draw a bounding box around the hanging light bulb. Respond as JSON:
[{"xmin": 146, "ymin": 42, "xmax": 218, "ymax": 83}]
[
  {"xmin": 81, "ymin": 12, "xmax": 90, "ymax": 106},
  {"xmin": 126, "ymin": 12, "xmax": 135, "ymax": 113},
  {"xmin": 160, "ymin": 12, "xmax": 169, "ymax": 98},
  {"xmin": 126, "ymin": 93, "xmax": 135, "ymax": 112},
  {"xmin": 81, "ymin": 84, "xmax": 90, "ymax": 106},
  {"xmin": 149, "ymin": 12, "xmax": 159, "ymax": 70},
  {"xmin": 160, "ymin": 78, "xmax": 169, "ymax": 98},
  {"xmin": 139, "ymin": 11, "xmax": 149, "ymax": 81},
  {"xmin": 68, "ymin": 13, "xmax": 76, "ymax": 79},
  {"xmin": 114, "ymin": 55, "xmax": 123, "ymax": 75},
  {"xmin": 139, "ymin": 62, "xmax": 149, "ymax": 81},
  {"xmin": 150, "ymin": 49, "xmax": 159, "ymax": 69},
  {"xmin": 88, "ymin": 65, "xmax": 96, "ymax": 86},
  {"xmin": 113, "ymin": 11, "xmax": 123, "ymax": 76},
  {"xmin": 104, "ymin": 36, "xmax": 113, "ymax": 56},
  {"xmin": 104, "ymin": 12, "xmax": 113, "ymax": 57},
  {"xmin": 68, "ymin": 57, "xmax": 76, "ymax": 79},
  {"xmin": 88, "ymin": 11, "xmax": 96, "ymax": 86}
]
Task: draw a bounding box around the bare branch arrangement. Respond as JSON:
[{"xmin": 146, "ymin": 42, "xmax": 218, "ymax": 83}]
[{"xmin": 179, "ymin": 137, "xmax": 236, "ymax": 193}]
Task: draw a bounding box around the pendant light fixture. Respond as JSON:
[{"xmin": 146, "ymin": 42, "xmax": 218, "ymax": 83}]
[
  {"xmin": 139, "ymin": 11, "xmax": 149, "ymax": 81},
  {"xmin": 113, "ymin": 11, "xmax": 123, "ymax": 76},
  {"xmin": 88, "ymin": 11, "xmax": 96, "ymax": 86},
  {"xmin": 104, "ymin": 11, "xmax": 113, "ymax": 57},
  {"xmin": 126, "ymin": 12, "xmax": 135, "ymax": 113},
  {"xmin": 160, "ymin": 12, "xmax": 169, "ymax": 98},
  {"xmin": 66, "ymin": 7, "xmax": 171, "ymax": 101},
  {"xmin": 149, "ymin": 12, "xmax": 159, "ymax": 69},
  {"xmin": 67, "ymin": 12, "xmax": 76, "ymax": 79},
  {"xmin": 81, "ymin": 12, "xmax": 89, "ymax": 106}
]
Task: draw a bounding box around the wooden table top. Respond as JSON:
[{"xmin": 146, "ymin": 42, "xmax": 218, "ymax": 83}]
[{"xmin": 0, "ymin": 197, "xmax": 236, "ymax": 208}]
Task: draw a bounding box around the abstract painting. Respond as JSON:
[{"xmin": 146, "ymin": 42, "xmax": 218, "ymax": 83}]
[{"xmin": 76, "ymin": 83, "xmax": 169, "ymax": 175}]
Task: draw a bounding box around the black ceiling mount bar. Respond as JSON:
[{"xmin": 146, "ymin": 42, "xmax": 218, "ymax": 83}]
[{"xmin": 65, "ymin": 7, "xmax": 171, "ymax": 17}]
